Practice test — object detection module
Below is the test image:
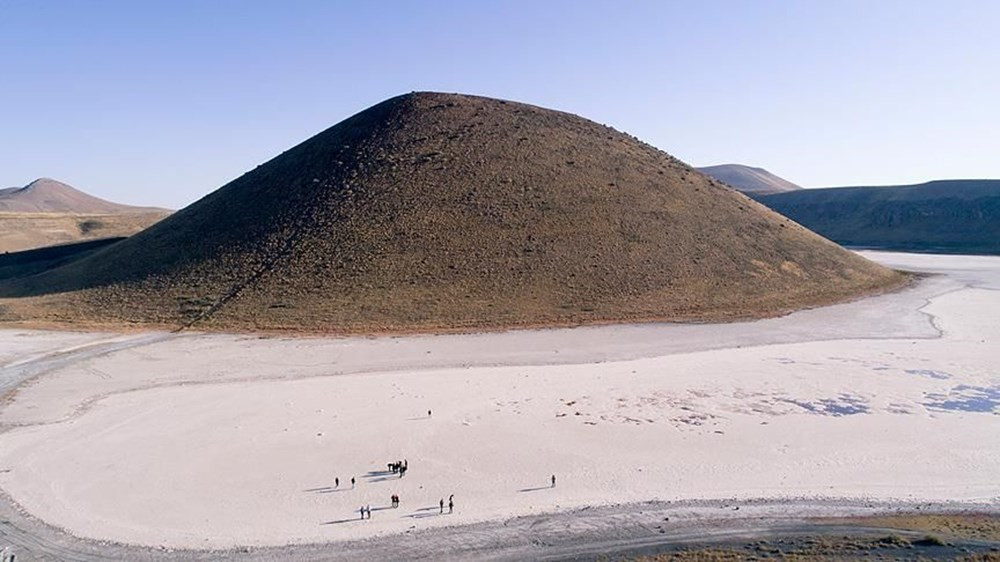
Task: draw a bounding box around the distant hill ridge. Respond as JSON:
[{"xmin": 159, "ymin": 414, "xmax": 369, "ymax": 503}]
[
  {"xmin": 0, "ymin": 92, "xmax": 902, "ymax": 332},
  {"xmin": 0, "ymin": 178, "xmax": 170, "ymax": 253},
  {"xmin": 759, "ymin": 179, "xmax": 1000, "ymax": 255},
  {"xmin": 0, "ymin": 178, "xmax": 166, "ymax": 214},
  {"xmin": 697, "ymin": 164, "xmax": 801, "ymax": 195}
]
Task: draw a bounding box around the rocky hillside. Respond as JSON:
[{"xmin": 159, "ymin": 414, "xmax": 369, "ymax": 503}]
[{"xmin": 0, "ymin": 93, "xmax": 904, "ymax": 332}]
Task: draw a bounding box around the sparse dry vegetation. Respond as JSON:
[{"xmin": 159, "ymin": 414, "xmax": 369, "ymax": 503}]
[
  {"xmin": 0, "ymin": 92, "xmax": 906, "ymax": 333},
  {"xmin": 629, "ymin": 521, "xmax": 1000, "ymax": 561},
  {"xmin": 823, "ymin": 513, "xmax": 1000, "ymax": 542},
  {"xmin": 0, "ymin": 212, "xmax": 167, "ymax": 253}
]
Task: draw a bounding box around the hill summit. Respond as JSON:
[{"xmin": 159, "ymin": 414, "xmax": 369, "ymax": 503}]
[
  {"xmin": 697, "ymin": 164, "xmax": 801, "ymax": 196},
  {"xmin": 0, "ymin": 178, "xmax": 164, "ymax": 213},
  {"xmin": 1, "ymin": 92, "xmax": 903, "ymax": 332}
]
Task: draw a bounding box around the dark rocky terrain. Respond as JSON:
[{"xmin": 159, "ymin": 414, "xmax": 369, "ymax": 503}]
[
  {"xmin": 0, "ymin": 92, "xmax": 903, "ymax": 332},
  {"xmin": 759, "ymin": 180, "xmax": 1000, "ymax": 254},
  {"xmin": 0, "ymin": 238, "xmax": 124, "ymax": 280}
]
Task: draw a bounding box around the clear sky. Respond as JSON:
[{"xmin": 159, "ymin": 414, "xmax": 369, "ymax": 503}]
[{"xmin": 1, "ymin": 0, "xmax": 998, "ymax": 208}]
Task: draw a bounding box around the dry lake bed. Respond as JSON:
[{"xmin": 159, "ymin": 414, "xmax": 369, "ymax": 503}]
[{"xmin": 0, "ymin": 251, "xmax": 997, "ymax": 559}]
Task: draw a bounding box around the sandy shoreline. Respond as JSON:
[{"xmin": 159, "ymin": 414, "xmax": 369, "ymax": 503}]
[{"xmin": 0, "ymin": 251, "xmax": 998, "ymax": 555}]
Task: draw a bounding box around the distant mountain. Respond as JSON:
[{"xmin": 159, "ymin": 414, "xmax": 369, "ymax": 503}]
[
  {"xmin": 759, "ymin": 180, "xmax": 1000, "ymax": 255},
  {"xmin": 0, "ymin": 178, "xmax": 170, "ymax": 252},
  {"xmin": 0, "ymin": 178, "xmax": 166, "ymax": 213},
  {"xmin": 697, "ymin": 164, "xmax": 801, "ymax": 196}
]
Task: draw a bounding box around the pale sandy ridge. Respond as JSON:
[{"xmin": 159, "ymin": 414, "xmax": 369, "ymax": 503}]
[{"xmin": 0, "ymin": 251, "xmax": 997, "ymax": 550}]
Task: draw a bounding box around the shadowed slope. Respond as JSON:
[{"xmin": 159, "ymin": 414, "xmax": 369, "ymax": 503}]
[
  {"xmin": 0, "ymin": 238, "xmax": 126, "ymax": 280},
  {"xmin": 697, "ymin": 164, "xmax": 801, "ymax": 196},
  {"xmin": 0, "ymin": 93, "xmax": 903, "ymax": 332},
  {"xmin": 760, "ymin": 180, "xmax": 1000, "ymax": 254}
]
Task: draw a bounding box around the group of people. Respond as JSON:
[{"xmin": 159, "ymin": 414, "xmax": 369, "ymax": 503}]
[
  {"xmin": 387, "ymin": 459, "xmax": 408, "ymax": 477},
  {"xmin": 334, "ymin": 476, "xmax": 356, "ymax": 489},
  {"xmin": 439, "ymin": 494, "xmax": 454, "ymax": 514},
  {"xmin": 358, "ymin": 493, "xmax": 451, "ymax": 518},
  {"xmin": 338, "ymin": 461, "xmax": 560, "ymax": 525}
]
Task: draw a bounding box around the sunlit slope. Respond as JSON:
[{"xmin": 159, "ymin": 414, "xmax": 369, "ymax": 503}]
[{"xmin": 0, "ymin": 93, "xmax": 903, "ymax": 331}]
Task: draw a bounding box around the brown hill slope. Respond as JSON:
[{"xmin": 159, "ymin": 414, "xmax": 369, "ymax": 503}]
[
  {"xmin": 0, "ymin": 178, "xmax": 166, "ymax": 213},
  {"xmin": 0, "ymin": 212, "xmax": 169, "ymax": 253},
  {"xmin": 697, "ymin": 164, "xmax": 801, "ymax": 196},
  {"xmin": 0, "ymin": 92, "xmax": 904, "ymax": 332}
]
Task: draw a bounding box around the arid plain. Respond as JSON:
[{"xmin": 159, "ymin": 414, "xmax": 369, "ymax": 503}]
[{"xmin": 0, "ymin": 251, "xmax": 997, "ymax": 556}]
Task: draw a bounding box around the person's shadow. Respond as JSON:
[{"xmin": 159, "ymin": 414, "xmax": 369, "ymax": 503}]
[
  {"xmin": 304, "ymin": 486, "xmax": 351, "ymax": 494},
  {"xmin": 320, "ymin": 518, "xmax": 358, "ymax": 525},
  {"xmin": 321, "ymin": 503, "xmax": 392, "ymax": 525},
  {"xmin": 404, "ymin": 505, "xmax": 445, "ymax": 519}
]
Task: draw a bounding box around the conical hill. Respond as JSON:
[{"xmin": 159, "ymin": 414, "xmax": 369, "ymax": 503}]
[{"xmin": 0, "ymin": 92, "xmax": 905, "ymax": 332}]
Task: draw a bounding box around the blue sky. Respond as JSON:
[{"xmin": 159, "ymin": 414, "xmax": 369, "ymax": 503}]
[{"xmin": 1, "ymin": 0, "xmax": 998, "ymax": 208}]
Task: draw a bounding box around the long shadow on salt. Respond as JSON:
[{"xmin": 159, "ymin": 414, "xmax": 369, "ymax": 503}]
[
  {"xmin": 405, "ymin": 507, "xmax": 444, "ymax": 519},
  {"xmin": 320, "ymin": 518, "xmax": 360, "ymax": 526}
]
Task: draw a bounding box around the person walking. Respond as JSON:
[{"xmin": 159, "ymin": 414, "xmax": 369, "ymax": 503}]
[
  {"xmin": 359, "ymin": 506, "xmax": 365, "ymax": 520},
  {"xmin": 351, "ymin": 476, "xmax": 356, "ymax": 489},
  {"xmin": 439, "ymin": 498, "xmax": 444, "ymax": 514},
  {"xmin": 428, "ymin": 409, "xmax": 432, "ymax": 417},
  {"xmin": 366, "ymin": 504, "xmax": 371, "ymax": 519},
  {"xmin": 335, "ymin": 477, "xmax": 339, "ymax": 488},
  {"xmin": 551, "ymin": 474, "xmax": 556, "ymax": 488},
  {"xmin": 448, "ymin": 498, "xmax": 454, "ymax": 514}
]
